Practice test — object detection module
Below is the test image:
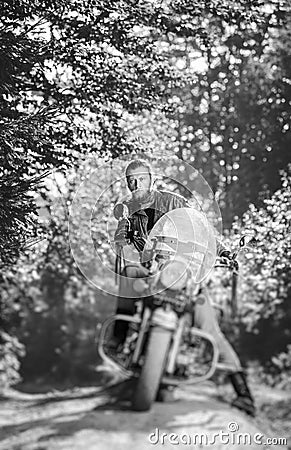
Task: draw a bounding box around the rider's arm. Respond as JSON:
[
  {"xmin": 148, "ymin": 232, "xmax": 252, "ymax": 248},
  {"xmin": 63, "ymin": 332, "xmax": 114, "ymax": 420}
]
[{"xmin": 216, "ymin": 240, "xmax": 231, "ymax": 258}]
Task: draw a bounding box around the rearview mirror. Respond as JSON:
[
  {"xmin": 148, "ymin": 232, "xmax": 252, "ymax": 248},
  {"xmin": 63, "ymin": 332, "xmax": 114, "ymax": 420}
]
[
  {"xmin": 239, "ymin": 234, "xmax": 257, "ymax": 248},
  {"xmin": 113, "ymin": 203, "xmax": 129, "ymax": 220}
]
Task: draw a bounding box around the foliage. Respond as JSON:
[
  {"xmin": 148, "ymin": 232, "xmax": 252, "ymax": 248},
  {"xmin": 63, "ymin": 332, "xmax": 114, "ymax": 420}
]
[
  {"xmin": 0, "ymin": 331, "xmax": 25, "ymax": 389},
  {"xmin": 0, "ymin": 158, "xmax": 120, "ymax": 382},
  {"xmin": 228, "ymin": 169, "xmax": 291, "ymax": 377},
  {"xmin": 0, "ymin": 0, "xmax": 290, "ymax": 387},
  {"xmin": 153, "ymin": 0, "xmax": 291, "ymax": 225},
  {"xmin": 269, "ymin": 345, "xmax": 291, "ymax": 390},
  {"xmin": 0, "ymin": 220, "xmax": 108, "ymax": 382},
  {"xmin": 252, "ymin": 344, "xmax": 291, "ymax": 391},
  {"xmin": 1, "ymin": 0, "xmax": 286, "ymax": 263},
  {"xmin": 0, "ymin": 0, "xmax": 179, "ymax": 265},
  {"xmin": 206, "ymin": 168, "xmax": 290, "ymax": 387}
]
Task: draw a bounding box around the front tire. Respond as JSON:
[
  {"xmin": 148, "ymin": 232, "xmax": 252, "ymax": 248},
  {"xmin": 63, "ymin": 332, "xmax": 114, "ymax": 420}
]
[{"xmin": 132, "ymin": 326, "xmax": 172, "ymax": 411}]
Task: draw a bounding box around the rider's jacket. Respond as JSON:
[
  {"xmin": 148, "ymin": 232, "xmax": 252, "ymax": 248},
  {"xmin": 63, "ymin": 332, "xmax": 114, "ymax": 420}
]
[{"xmin": 122, "ymin": 189, "xmax": 226, "ymax": 256}]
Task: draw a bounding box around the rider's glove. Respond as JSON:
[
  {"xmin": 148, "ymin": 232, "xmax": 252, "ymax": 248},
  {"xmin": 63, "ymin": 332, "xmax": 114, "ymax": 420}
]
[
  {"xmin": 220, "ymin": 250, "xmax": 231, "ymax": 259},
  {"xmin": 220, "ymin": 250, "xmax": 239, "ymax": 271},
  {"xmin": 114, "ymin": 218, "xmax": 130, "ymax": 247}
]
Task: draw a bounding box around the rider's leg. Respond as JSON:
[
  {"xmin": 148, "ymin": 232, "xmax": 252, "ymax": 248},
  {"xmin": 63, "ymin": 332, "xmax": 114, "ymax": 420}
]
[
  {"xmin": 194, "ymin": 287, "xmax": 255, "ymax": 416},
  {"xmin": 229, "ymin": 371, "xmax": 255, "ymax": 416},
  {"xmin": 194, "ymin": 287, "xmax": 242, "ymax": 371},
  {"xmin": 113, "ymin": 264, "xmax": 149, "ymax": 343}
]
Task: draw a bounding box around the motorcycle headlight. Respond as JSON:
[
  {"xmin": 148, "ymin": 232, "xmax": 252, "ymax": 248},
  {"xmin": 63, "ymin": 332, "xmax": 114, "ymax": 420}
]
[
  {"xmin": 159, "ymin": 260, "xmax": 188, "ymax": 291},
  {"xmin": 133, "ymin": 279, "xmax": 148, "ymax": 293}
]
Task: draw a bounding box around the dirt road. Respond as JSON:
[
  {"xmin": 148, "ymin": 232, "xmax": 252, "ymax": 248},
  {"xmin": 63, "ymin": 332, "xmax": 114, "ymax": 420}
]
[{"xmin": 0, "ymin": 380, "xmax": 289, "ymax": 450}]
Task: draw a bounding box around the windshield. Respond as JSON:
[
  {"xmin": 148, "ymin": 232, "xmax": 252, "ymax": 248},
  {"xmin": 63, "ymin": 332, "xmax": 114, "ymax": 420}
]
[{"xmin": 143, "ymin": 207, "xmax": 216, "ymax": 284}]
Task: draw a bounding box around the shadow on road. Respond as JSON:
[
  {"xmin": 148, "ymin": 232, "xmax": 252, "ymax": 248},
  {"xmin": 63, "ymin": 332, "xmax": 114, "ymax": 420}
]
[{"xmin": 1, "ymin": 380, "xmax": 288, "ymax": 450}]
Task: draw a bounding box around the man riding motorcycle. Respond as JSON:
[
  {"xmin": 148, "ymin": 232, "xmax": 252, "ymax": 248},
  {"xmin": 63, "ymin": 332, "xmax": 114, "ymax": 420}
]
[{"xmin": 113, "ymin": 158, "xmax": 255, "ymax": 416}]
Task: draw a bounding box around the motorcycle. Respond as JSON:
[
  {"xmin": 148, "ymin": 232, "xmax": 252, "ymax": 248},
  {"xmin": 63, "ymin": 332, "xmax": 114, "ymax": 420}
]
[{"xmin": 98, "ymin": 205, "xmax": 255, "ymax": 411}]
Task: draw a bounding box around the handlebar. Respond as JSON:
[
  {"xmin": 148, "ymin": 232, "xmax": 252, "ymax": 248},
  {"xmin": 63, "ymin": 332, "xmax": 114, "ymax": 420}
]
[{"xmin": 214, "ymin": 256, "xmax": 239, "ymax": 274}]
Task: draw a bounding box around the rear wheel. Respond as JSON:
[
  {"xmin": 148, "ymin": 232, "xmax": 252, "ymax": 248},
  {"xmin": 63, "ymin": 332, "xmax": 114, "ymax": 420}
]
[{"xmin": 132, "ymin": 326, "xmax": 172, "ymax": 411}]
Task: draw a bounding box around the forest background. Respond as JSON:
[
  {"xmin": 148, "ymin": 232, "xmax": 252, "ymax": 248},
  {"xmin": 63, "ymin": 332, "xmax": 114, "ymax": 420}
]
[{"xmin": 0, "ymin": 0, "xmax": 290, "ymax": 392}]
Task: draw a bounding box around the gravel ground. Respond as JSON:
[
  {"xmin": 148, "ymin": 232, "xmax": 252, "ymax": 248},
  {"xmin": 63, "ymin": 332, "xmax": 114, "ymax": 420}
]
[{"xmin": 0, "ymin": 378, "xmax": 289, "ymax": 450}]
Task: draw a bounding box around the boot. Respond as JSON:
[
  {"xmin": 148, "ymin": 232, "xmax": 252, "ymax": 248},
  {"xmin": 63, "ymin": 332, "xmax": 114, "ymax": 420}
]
[{"xmin": 229, "ymin": 371, "xmax": 256, "ymax": 417}]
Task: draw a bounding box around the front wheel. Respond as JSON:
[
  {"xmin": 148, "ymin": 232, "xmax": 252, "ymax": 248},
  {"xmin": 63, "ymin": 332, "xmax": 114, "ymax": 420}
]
[{"xmin": 132, "ymin": 326, "xmax": 172, "ymax": 411}]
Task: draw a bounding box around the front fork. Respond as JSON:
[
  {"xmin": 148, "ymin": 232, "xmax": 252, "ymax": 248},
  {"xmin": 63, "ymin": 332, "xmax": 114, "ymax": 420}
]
[
  {"xmin": 161, "ymin": 311, "xmax": 220, "ymax": 386},
  {"xmin": 97, "ymin": 306, "xmax": 177, "ymax": 377}
]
